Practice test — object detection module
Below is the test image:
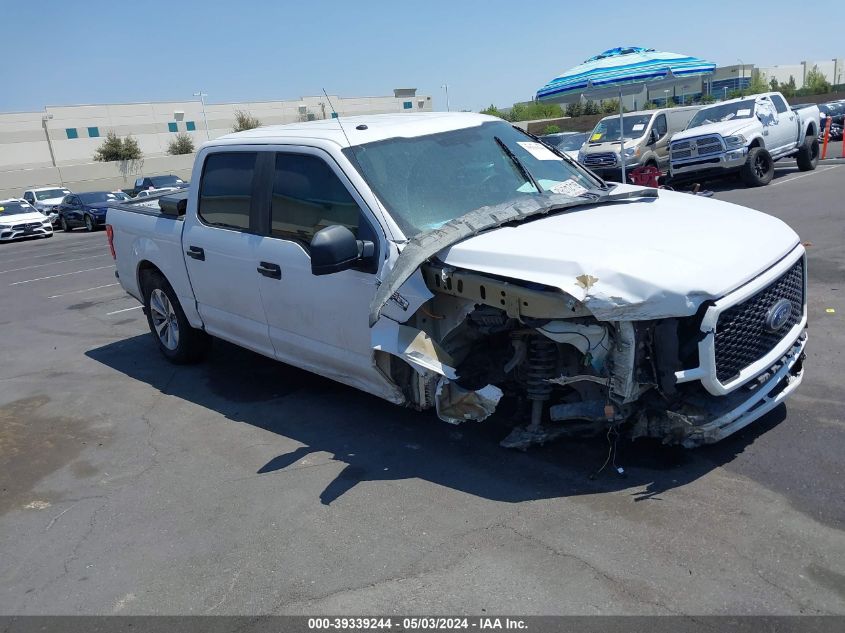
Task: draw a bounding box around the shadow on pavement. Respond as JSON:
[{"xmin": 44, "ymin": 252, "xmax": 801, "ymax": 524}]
[{"xmin": 86, "ymin": 334, "xmax": 786, "ymax": 505}]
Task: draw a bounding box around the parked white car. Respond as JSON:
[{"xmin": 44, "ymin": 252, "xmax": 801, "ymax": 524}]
[
  {"xmin": 669, "ymin": 92, "xmax": 820, "ymax": 186},
  {"xmin": 106, "ymin": 113, "xmax": 807, "ymax": 449},
  {"xmin": 22, "ymin": 186, "xmax": 72, "ymax": 223},
  {"xmin": 0, "ymin": 199, "xmax": 54, "ymax": 241},
  {"xmin": 134, "ymin": 187, "xmax": 180, "ymax": 200}
]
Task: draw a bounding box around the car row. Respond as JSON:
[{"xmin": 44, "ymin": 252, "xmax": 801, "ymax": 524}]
[
  {"xmin": 539, "ymin": 92, "xmax": 821, "ymax": 188},
  {"xmin": 3, "ymin": 176, "xmax": 187, "ymax": 241}
]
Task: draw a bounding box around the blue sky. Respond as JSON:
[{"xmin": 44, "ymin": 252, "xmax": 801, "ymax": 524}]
[{"xmin": 1, "ymin": 0, "xmax": 840, "ymax": 113}]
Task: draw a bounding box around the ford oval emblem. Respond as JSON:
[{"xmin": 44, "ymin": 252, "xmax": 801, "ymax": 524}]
[{"xmin": 765, "ymin": 299, "xmax": 793, "ymax": 333}]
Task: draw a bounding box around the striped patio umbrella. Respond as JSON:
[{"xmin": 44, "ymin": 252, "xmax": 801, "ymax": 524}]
[{"xmin": 536, "ymin": 47, "xmax": 715, "ymax": 181}]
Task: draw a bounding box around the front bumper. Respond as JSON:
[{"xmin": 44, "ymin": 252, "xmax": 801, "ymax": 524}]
[
  {"xmin": 670, "ymin": 147, "xmax": 747, "ymax": 178},
  {"xmin": 0, "ymin": 223, "xmax": 53, "ymax": 241}
]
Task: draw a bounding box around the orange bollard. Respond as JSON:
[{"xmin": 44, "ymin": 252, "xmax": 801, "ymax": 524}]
[{"xmin": 821, "ymin": 116, "xmax": 831, "ymax": 160}]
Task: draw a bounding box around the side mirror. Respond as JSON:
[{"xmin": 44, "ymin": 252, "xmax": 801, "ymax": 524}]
[
  {"xmin": 310, "ymin": 225, "xmax": 375, "ymax": 276},
  {"xmin": 649, "ymin": 129, "xmax": 660, "ymax": 144}
]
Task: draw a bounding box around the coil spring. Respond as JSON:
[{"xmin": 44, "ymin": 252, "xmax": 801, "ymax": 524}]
[{"xmin": 525, "ymin": 336, "xmax": 558, "ymax": 401}]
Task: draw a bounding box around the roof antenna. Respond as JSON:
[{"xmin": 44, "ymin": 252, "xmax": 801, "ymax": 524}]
[{"xmin": 322, "ymin": 89, "xmax": 357, "ymax": 148}]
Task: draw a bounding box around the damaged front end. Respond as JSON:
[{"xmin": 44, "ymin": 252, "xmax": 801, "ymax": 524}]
[
  {"xmin": 369, "ymin": 192, "xmax": 807, "ymax": 449},
  {"xmin": 371, "ymin": 244, "xmax": 807, "ymax": 450}
]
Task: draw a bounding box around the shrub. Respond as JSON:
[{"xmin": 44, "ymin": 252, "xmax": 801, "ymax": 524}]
[
  {"xmin": 167, "ymin": 132, "xmax": 195, "ymax": 155},
  {"xmin": 93, "ymin": 131, "xmax": 142, "ymax": 162},
  {"xmin": 233, "ymin": 109, "xmax": 262, "ymax": 132},
  {"xmin": 542, "ymin": 125, "xmax": 561, "ymax": 135}
]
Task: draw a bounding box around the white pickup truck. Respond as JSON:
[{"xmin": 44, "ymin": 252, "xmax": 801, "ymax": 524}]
[
  {"xmin": 669, "ymin": 92, "xmax": 820, "ymax": 186},
  {"xmin": 106, "ymin": 113, "xmax": 807, "ymax": 449}
]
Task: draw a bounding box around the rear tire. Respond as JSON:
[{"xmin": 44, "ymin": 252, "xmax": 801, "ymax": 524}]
[
  {"xmin": 141, "ymin": 271, "xmax": 210, "ymax": 364},
  {"xmin": 795, "ymin": 135, "xmax": 819, "ymax": 171},
  {"xmin": 740, "ymin": 147, "xmax": 774, "ymax": 187}
]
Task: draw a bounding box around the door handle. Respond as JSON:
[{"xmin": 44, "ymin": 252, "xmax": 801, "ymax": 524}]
[
  {"xmin": 257, "ymin": 261, "xmax": 281, "ymax": 279},
  {"xmin": 186, "ymin": 246, "xmax": 205, "ymax": 261}
]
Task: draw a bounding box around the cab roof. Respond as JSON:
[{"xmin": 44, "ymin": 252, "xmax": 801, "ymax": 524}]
[{"xmin": 208, "ymin": 112, "xmax": 500, "ymax": 148}]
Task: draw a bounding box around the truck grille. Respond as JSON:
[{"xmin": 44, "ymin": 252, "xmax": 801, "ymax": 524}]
[
  {"xmin": 714, "ymin": 259, "xmax": 805, "ymax": 383},
  {"xmin": 671, "ymin": 135, "xmax": 724, "ymax": 161},
  {"xmin": 583, "ymin": 152, "xmax": 617, "ymax": 167}
]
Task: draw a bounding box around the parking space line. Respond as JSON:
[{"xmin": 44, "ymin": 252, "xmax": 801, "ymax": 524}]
[
  {"xmin": 9, "ymin": 265, "xmax": 114, "ymax": 286},
  {"xmin": 770, "ymin": 165, "xmax": 839, "ymax": 187},
  {"xmin": 106, "ymin": 305, "xmax": 142, "ymax": 315},
  {"xmin": 0, "ymin": 244, "xmax": 106, "ymax": 266},
  {"xmin": 0, "ymin": 254, "xmax": 108, "ymax": 275},
  {"xmin": 48, "ymin": 283, "xmax": 120, "ymax": 299}
]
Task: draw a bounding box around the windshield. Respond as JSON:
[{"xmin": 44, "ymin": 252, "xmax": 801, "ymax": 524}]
[
  {"xmin": 543, "ymin": 133, "xmax": 588, "ymax": 151},
  {"xmin": 343, "ymin": 121, "xmax": 599, "ymax": 236},
  {"xmin": 0, "ymin": 201, "xmax": 38, "ymax": 217},
  {"xmin": 687, "ymin": 99, "xmax": 756, "ymax": 129},
  {"xmin": 34, "ymin": 188, "xmax": 70, "ymax": 201},
  {"xmin": 150, "ymin": 176, "xmax": 183, "ymax": 187},
  {"xmin": 78, "ymin": 192, "xmax": 117, "ymax": 204},
  {"xmin": 588, "ymin": 114, "xmax": 652, "ymax": 143},
  {"xmin": 112, "ymin": 192, "xmax": 130, "ymax": 200}
]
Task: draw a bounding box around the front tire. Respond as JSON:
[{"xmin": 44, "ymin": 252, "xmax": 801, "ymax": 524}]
[
  {"xmin": 795, "ymin": 136, "xmax": 819, "ymax": 171},
  {"xmin": 61, "ymin": 216, "xmax": 72, "ymax": 232},
  {"xmin": 741, "ymin": 147, "xmax": 774, "ymax": 187},
  {"xmin": 84, "ymin": 215, "xmax": 94, "ymax": 232},
  {"xmin": 142, "ymin": 271, "xmax": 210, "ymax": 364}
]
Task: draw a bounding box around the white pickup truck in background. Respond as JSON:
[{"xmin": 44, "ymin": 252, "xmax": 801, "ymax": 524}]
[
  {"xmin": 106, "ymin": 113, "xmax": 808, "ymax": 449},
  {"xmin": 669, "ymin": 92, "xmax": 820, "ymax": 186}
]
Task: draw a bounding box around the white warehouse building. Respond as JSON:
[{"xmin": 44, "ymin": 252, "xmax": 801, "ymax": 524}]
[{"xmin": 0, "ymin": 89, "xmax": 432, "ymax": 198}]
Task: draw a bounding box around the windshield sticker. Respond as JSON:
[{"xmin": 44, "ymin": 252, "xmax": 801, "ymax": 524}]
[
  {"xmin": 550, "ymin": 179, "xmax": 588, "ymax": 197},
  {"xmin": 517, "ymin": 141, "xmax": 562, "ymax": 161},
  {"xmin": 0, "ymin": 207, "xmax": 4, "ymax": 212},
  {"xmin": 591, "ymin": 133, "xmax": 602, "ymax": 141},
  {"xmin": 632, "ymin": 123, "xmax": 645, "ymax": 131},
  {"xmin": 736, "ymin": 109, "xmax": 751, "ymax": 116}
]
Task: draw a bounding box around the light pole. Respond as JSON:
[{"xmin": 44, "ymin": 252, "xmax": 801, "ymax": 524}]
[
  {"xmin": 193, "ymin": 91, "xmax": 210, "ymax": 140},
  {"xmin": 737, "ymin": 58, "xmax": 745, "ymax": 91},
  {"xmin": 663, "ymin": 89, "xmax": 670, "ymax": 106},
  {"xmin": 441, "ymin": 83, "xmax": 450, "ymax": 112},
  {"xmin": 723, "ymin": 86, "xmax": 728, "ymax": 101},
  {"xmin": 41, "ymin": 113, "xmax": 64, "ymax": 185}
]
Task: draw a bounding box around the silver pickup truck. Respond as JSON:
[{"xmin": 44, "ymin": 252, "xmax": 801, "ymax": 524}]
[
  {"xmin": 106, "ymin": 113, "xmax": 808, "ymax": 449},
  {"xmin": 669, "ymin": 92, "xmax": 820, "ymax": 186}
]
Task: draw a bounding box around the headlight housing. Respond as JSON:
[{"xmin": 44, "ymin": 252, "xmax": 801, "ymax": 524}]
[
  {"xmin": 723, "ymin": 134, "xmax": 747, "ymax": 149},
  {"xmin": 622, "ymin": 146, "xmax": 640, "ymax": 159}
]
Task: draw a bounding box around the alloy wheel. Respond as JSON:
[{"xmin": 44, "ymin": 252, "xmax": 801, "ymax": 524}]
[{"xmin": 149, "ymin": 289, "xmax": 179, "ymax": 350}]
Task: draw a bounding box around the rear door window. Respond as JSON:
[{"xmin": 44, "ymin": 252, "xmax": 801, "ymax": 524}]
[
  {"xmin": 270, "ymin": 153, "xmax": 361, "ymax": 243},
  {"xmin": 198, "ymin": 152, "xmax": 258, "ymax": 231},
  {"xmin": 771, "ymin": 94, "xmax": 789, "ymax": 114}
]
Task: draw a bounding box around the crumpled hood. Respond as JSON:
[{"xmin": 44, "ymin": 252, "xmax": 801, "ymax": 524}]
[
  {"xmin": 672, "ymin": 120, "xmax": 757, "ymax": 142},
  {"xmin": 0, "ymin": 211, "xmax": 49, "ymax": 225},
  {"xmin": 439, "ymin": 185, "xmax": 800, "ymax": 320}
]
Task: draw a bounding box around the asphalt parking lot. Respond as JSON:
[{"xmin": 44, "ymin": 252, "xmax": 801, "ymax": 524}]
[{"xmin": 1, "ymin": 161, "xmax": 843, "ymax": 616}]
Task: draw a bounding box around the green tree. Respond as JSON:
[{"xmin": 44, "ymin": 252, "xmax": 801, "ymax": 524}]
[
  {"xmin": 167, "ymin": 132, "xmax": 195, "ymax": 155},
  {"xmin": 565, "ymin": 102, "xmax": 583, "ymax": 117},
  {"xmin": 804, "ymin": 65, "xmax": 831, "ymax": 94},
  {"xmin": 728, "ymin": 89, "xmax": 743, "ymax": 99},
  {"xmin": 700, "ymin": 94, "xmax": 716, "ymax": 104},
  {"xmin": 601, "ymin": 99, "xmax": 620, "ymax": 114},
  {"xmin": 779, "ymin": 75, "xmax": 797, "ymax": 97},
  {"xmin": 745, "ymin": 70, "xmax": 768, "ymax": 96},
  {"xmin": 583, "ymin": 100, "xmax": 600, "ymax": 115},
  {"xmin": 643, "ymin": 101, "xmax": 658, "ymax": 110},
  {"xmin": 480, "ymin": 104, "xmax": 506, "ymax": 118},
  {"xmin": 769, "ymin": 76, "xmax": 779, "ymax": 91},
  {"xmin": 93, "ymin": 131, "xmax": 142, "ymax": 162},
  {"xmin": 233, "ymin": 109, "xmax": 262, "ymax": 132},
  {"xmin": 542, "ymin": 124, "xmax": 561, "ymax": 135}
]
